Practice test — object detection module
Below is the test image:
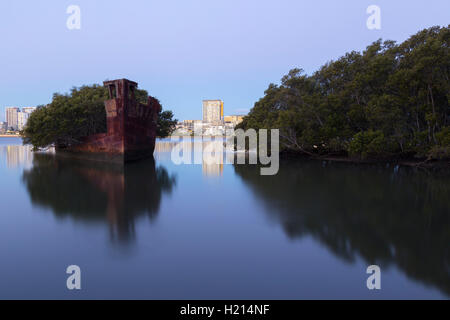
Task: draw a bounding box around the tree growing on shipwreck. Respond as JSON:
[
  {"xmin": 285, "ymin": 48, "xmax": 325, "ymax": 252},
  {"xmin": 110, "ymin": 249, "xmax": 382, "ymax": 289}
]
[{"xmin": 23, "ymin": 79, "xmax": 177, "ymax": 162}]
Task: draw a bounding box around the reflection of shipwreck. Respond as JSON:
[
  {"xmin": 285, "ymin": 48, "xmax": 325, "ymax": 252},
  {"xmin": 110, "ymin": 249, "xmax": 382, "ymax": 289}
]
[
  {"xmin": 57, "ymin": 79, "xmax": 160, "ymax": 163},
  {"xmin": 23, "ymin": 154, "xmax": 176, "ymax": 244}
]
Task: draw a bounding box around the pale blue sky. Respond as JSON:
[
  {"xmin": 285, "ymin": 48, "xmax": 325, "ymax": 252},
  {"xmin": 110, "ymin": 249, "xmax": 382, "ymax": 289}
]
[{"xmin": 0, "ymin": 0, "xmax": 449, "ymax": 122}]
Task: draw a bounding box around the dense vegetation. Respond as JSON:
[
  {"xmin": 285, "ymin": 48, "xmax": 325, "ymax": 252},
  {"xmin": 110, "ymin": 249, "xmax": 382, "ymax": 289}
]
[
  {"xmin": 23, "ymin": 84, "xmax": 177, "ymax": 149},
  {"xmin": 237, "ymin": 26, "xmax": 450, "ymax": 160}
]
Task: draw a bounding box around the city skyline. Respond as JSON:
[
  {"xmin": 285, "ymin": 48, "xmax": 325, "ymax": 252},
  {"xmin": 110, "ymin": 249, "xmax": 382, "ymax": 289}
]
[
  {"xmin": 5, "ymin": 106, "xmax": 36, "ymax": 131},
  {"xmin": 1, "ymin": 100, "xmax": 246, "ymax": 131},
  {"xmin": 1, "ymin": 1, "xmax": 449, "ymax": 122}
]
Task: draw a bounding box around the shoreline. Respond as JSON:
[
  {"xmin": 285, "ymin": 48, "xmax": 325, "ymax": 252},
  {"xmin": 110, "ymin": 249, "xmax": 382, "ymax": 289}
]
[
  {"xmin": 1, "ymin": 135, "xmax": 448, "ymax": 170},
  {"xmin": 280, "ymin": 151, "xmax": 450, "ymax": 170}
]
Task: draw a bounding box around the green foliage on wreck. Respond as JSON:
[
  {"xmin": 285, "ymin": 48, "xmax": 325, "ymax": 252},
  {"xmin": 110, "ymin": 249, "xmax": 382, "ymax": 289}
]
[{"xmin": 22, "ymin": 84, "xmax": 177, "ymax": 150}]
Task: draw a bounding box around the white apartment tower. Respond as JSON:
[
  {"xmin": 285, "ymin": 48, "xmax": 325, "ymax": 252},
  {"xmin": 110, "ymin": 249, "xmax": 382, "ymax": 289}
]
[
  {"xmin": 5, "ymin": 107, "xmax": 20, "ymax": 131},
  {"xmin": 5, "ymin": 107, "xmax": 36, "ymax": 131},
  {"xmin": 18, "ymin": 107, "xmax": 36, "ymax": 130},
  {"xmin": 202, "ymin": 100, "xmax": 223, "ymax": 124}
]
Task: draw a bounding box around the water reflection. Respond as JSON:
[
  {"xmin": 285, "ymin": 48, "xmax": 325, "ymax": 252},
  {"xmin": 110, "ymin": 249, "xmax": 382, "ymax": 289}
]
[
  {"xmin": 202, "ymin": 162, "xmax": 223, "ymax": 176},
  {"xmin": 0, "ymin": 145, "xmax": 33, "ymax": 168},
  {"xmin": 22, "ymin": 153, "xmax": 176, "ymax": 244},
  {"xmin": 155, "ymin": 139, "xmax": 234, "ymax": 176},
  {"xmin": 234, "ymin": 161, "xmax": 450, "ymax": 296}
]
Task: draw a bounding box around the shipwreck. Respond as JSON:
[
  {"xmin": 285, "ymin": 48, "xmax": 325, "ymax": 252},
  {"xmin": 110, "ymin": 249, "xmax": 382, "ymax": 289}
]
[{"xmin": 56, "ymin": 79, "xmax": 160, "ymax": 163}]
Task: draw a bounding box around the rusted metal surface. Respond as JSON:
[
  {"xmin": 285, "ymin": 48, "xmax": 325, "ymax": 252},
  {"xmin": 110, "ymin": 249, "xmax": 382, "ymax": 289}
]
[{"xmin": 58, "ymin": 79, "xmax": 160, "ymax": 163}]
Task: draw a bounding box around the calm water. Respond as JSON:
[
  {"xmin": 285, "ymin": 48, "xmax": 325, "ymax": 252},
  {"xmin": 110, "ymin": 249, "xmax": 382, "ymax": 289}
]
[{"xmin": 0, "ymin": 137, "xmax": 449, "ymax": 299}]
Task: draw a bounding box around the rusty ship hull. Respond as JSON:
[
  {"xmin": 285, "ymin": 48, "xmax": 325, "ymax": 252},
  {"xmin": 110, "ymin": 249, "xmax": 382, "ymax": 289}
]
[{"xmin": 56, "ymin": 79, "xmax": 160, "ymax": 164}]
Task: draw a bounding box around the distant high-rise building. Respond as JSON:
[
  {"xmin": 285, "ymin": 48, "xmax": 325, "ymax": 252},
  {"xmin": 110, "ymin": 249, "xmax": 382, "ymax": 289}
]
[
  {"xmin": 5, "ymin": 107, "xmax": 20, "ymax": 131},
  {"xmin": 17, "ymin": 107, "xmax": 36, "ymax": 130},
  {"xmin": 202, "ymin": 100, "xmax": 223, "ymax": 124},
  {"xmin": 17, "ymin": 112, "xmax": 30, "ymax": 131}
]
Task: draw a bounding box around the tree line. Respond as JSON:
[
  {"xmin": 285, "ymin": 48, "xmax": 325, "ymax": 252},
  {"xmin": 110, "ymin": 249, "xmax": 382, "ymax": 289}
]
[{"xmin": 237, "ymin": 26, "xmax": 449, "ymax": 160}]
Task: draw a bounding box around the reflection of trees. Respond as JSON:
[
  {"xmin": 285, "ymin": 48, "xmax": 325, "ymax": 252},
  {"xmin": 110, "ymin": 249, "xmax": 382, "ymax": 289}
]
[
  {"xmin": 234, "ymin": 161, "xmax": 450, "ymax": 296},
  {"xmin": 22, "ymin": 154, "xmax": 176, "ymax": 244}
]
